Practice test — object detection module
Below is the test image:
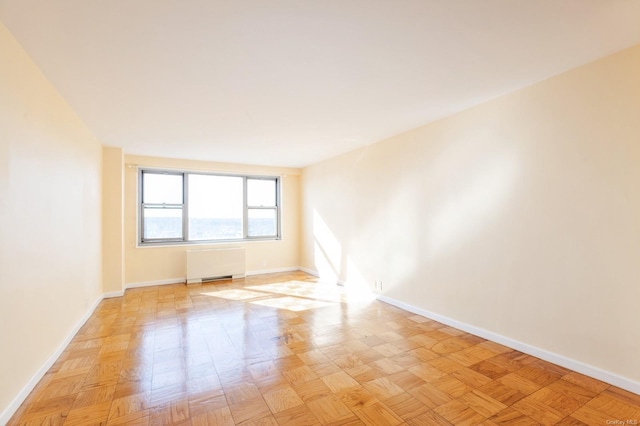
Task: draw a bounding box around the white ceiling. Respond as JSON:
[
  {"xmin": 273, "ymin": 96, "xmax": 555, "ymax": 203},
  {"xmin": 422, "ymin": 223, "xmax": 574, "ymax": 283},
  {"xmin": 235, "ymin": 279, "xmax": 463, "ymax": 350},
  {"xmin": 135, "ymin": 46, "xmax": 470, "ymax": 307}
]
[{"xmin": 1, "ymin": 1, "xmax": 640, "ymax": 168}]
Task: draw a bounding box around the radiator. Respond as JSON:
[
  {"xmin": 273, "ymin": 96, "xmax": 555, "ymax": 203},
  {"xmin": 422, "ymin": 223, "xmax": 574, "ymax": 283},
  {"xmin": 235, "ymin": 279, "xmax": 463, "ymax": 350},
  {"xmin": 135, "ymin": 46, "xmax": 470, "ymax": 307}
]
[{"xmin": 186, "ymin": 248, "xmax": 246, "ymax": 284}]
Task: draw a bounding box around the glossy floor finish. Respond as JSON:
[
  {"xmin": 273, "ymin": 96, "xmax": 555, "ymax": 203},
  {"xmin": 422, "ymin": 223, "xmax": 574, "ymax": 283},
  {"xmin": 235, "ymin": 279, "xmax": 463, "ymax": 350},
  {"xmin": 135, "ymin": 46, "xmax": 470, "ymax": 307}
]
[{"xmin": 9, "ymin": 271, "xmax": 640, "ymax": 425}]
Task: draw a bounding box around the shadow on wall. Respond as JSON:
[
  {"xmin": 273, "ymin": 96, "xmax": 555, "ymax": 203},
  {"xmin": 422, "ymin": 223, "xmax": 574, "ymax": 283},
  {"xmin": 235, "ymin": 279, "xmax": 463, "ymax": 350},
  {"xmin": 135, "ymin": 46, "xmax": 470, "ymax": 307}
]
[
  {"xmin": 313, "ymin": 209, "xmax": 341, "ymax": 283},
  {"xmin": 312, "ymin": 209, "xmax": 373, "ymax": 301},
  {"xmin": 310, "ymin": 150, "xmax": 519, "ymax": 297},
  {"xmin": 428, "ymin": 153, "xmax": 519, "ymax": 256}
]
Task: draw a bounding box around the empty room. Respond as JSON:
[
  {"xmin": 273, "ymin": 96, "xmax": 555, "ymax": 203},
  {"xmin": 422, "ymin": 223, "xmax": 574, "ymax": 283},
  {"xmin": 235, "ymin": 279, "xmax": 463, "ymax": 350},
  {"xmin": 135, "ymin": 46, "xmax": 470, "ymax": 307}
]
[{"xmin": 1, "ymin": 1, "xmax": 640, "ymax": 424}]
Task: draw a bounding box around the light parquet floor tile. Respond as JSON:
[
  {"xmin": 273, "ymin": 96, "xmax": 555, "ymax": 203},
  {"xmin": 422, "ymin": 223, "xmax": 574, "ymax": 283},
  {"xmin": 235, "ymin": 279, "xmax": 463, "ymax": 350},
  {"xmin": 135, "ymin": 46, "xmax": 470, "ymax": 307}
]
[{"xmin": 7, "ymin": 271, "xmax": 639, "ymax": 425}]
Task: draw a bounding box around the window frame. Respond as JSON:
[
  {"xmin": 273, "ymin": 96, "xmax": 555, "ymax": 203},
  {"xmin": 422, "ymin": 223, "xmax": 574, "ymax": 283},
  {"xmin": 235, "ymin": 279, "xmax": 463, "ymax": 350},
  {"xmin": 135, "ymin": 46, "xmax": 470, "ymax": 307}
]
[
  {"xmin": 246, "ymin": 177, "xmax": 280, "ymax": 239},
  {"xmin": 138, "ymin": 168, "xmax": 281, "ymax": 245},
  {"xmin": 139, "ymin": 170, "xmax": 185, "ymax": 244}
]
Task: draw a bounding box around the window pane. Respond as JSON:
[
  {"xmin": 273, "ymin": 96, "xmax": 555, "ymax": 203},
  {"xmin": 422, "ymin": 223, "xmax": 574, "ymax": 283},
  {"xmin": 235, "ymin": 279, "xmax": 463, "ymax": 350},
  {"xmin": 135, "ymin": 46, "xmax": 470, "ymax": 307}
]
[
  {"xmin": 143, "ymin": 173, "xmax": 183, "ymax": 204},
  {"xmin": 143, "ymin": 207, "xmax": 182, "ymax": 239},
  {"xmin": 248, "ymin": 209, "xmax": 277, "ymax": 237},
  {"xmin": 188, "ymin": 174, "xmax": 243, "ymax": 240},
  {"xmin": 248, "ymin": 179, "xmax": 276, "ymax": 207}
]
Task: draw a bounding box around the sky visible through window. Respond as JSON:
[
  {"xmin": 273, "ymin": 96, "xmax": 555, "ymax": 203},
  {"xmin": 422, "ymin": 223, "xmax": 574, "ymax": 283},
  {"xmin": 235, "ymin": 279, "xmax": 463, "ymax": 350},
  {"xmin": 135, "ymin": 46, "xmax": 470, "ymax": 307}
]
[
  {"xmin": 142, "ymin": 173, "xmax": 182, "ymax": 205},
  {"xmin": 189, "ymin": 175, "xmax": 243, "ymax": 240}
]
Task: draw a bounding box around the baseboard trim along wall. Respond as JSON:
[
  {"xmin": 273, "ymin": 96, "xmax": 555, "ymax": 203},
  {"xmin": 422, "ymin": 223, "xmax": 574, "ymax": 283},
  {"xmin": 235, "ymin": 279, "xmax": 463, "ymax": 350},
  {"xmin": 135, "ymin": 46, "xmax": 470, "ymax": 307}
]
[
  {"xmin": 298, "ymin": 267, "xmax": 320, "ymax": 277},
  {"xmin": 0, "ymin": 295, "xmax": 104, "ymax": 425},
  {"xmin": 245, "ymin": 266, "xmax": 301, "ymax": 276},
  {"xmin": 377, "ymin": 294, "xmax": 640, "ymax": 396},
  {"xmin": 103, "ymin": 290, "xmax": 125, "ymax": 298},
  {"xmin": 125, "ymin": 277, "xmax": 186, "ymax": 289},
  {"xmin": 122, "ymin": 267, "xmax": 312, "ymax": 292}
]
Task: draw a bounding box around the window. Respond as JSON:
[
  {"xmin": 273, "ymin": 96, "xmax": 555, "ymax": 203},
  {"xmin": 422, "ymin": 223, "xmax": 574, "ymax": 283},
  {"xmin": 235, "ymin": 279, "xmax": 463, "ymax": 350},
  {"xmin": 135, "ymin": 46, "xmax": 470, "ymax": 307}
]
[
  {"xmin": 140, "ymin": 169, "xmax": 280, "ymax": 244},
  {"xmin": 247, "ymin": 178, "xmax": 278, "ymax": 237},
  {"xmin": 141, "ymin": 172, "xmax": 184, "ymax": 242}
]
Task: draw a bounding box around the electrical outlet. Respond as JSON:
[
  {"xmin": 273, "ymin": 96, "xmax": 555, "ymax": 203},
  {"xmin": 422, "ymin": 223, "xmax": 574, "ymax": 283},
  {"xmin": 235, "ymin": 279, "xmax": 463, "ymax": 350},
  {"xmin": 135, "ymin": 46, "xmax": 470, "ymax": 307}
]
[{"xmin": 374, "ymin": 281, "xmax": 383, "ymax": 291}]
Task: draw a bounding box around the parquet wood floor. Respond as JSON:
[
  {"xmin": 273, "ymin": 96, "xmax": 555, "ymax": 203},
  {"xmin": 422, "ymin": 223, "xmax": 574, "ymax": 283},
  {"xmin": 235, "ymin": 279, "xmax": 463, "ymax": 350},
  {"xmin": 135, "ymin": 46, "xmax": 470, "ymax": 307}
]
[{"xmin": 9, "ymin": 271, "xmax": 640, "ymax": 425}]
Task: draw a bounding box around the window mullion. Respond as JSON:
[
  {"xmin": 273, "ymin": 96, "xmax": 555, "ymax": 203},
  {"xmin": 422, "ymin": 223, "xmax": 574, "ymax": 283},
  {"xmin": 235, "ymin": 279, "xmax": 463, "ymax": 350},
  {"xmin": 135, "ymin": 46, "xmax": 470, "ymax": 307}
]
[
  {"xmin": 139, "ymin": 168, "xmax": 144, "ymax": 244},
  {"xmin": 243, "ymin": 177, "xmax": 248, "ymax": 239},
  {"xmin": 276, "ymin": 177, "xmax": 281, "ymax": 239},
  {"xmin": 183, "ymin": 173, "xmax": 189, "ymax": 242},
  {"xmin": 142, "ymin": 203, "xmax": 183, "ymax": 208}
]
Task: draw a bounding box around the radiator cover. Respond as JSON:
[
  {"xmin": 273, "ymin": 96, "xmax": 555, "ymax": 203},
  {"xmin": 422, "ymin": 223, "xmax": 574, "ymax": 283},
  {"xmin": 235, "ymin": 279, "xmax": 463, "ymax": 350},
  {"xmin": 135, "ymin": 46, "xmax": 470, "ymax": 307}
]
[{"xmin": 186, "ymin": 247, "xmax": 246, "ymax": 284}]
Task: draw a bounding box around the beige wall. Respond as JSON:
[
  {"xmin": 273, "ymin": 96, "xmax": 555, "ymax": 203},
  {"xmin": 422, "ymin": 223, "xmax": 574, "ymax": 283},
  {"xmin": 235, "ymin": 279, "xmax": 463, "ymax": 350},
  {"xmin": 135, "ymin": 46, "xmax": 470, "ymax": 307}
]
[
  {"xmin": 102, "ymin": 146, "xmax": 125, "ymax": 293},
  {"xmin": 0, "ymin": 22, "xmax": 103, "ymax": 419},
  {"xmin": 124, "ymin": 155, "xmax": 301, "ymax": 285},
  {"xmin": 302, "ymin": 45, "xmax": 640, "ymax": 386}
]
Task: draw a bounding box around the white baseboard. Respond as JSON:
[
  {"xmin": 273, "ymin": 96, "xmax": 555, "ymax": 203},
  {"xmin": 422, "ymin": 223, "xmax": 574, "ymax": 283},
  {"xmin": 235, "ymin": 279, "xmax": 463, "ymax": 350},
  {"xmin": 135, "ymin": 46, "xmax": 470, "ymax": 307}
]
[
  {"xmin": 298, "ymin": 267, "xmax": 320, "ymax": 277},
  {"xmin": 246, "ymin": 266, "xmax": 300, "ymax": 276},
  {"xmin": 0, "ymin": 295, "xmax": 104, "ymax": 425},
  {"xmin": 297, "ymin": 267, "xmax": 342, "ymax": 285},
  {"xmin": 377, "ymin": 294, "xmax": 640, "ymax": 396},
  {"xmin": 103, "ymin": 290, "xmax": 124, "ymax": 298},
  {"xmin": 125, "ymin": 268, "xmax": 311, "ymax": 288},
  {"xmin": 125, "ymin": 277, "xmax": 186, "ymax": 289}
]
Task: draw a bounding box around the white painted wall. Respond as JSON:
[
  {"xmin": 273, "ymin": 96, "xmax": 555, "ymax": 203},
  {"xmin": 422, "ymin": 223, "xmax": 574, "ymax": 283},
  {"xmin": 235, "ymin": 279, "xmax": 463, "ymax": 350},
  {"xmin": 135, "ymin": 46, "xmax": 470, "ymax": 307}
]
[
  {"xmin": 102, "ymin": 146, "xmax": 125, "ymax": 294},
  {"xmin": 0, "ymin": 23, "xmax": 103, "ymax": 420},
  {"xmin": 302, "ymin": 45, "xmax": 640, "ymax": 389}
]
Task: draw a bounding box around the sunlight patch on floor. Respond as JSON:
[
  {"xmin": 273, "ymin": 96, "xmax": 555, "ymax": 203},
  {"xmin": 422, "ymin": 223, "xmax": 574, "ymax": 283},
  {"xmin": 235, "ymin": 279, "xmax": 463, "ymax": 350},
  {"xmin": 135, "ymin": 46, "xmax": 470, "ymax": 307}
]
[
  {"xmin": 247, "ymin": 281, "xmax": 346, "ymax": 303},
  {"xmin": 250, "ymin": 296, "xmax": 332, "ymax": 312},
  {"xmin": 201, "ymin": 279, "xmax": 373, "ymax": 311},
  {"xmin": 201, "ymin": 289, "xmax": 268, "ymax": 300}
]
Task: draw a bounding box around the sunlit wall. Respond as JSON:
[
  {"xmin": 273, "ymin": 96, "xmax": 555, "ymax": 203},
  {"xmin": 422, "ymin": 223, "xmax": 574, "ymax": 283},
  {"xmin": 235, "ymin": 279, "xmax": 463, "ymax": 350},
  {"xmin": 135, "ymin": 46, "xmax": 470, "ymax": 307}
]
[{"xmin": 301, "ymin": 44, "xmax": 640, "ymax": 385}]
